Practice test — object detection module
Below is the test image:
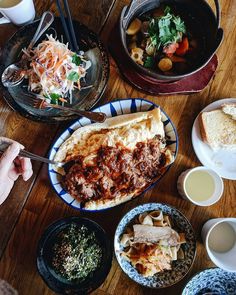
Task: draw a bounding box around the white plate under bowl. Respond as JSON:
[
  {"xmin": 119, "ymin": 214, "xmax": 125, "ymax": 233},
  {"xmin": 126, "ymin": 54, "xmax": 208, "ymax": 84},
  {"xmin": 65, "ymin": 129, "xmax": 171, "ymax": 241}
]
[{"xmin": 192, "ymin": 98, "xmax": 236, "ymax": 180}]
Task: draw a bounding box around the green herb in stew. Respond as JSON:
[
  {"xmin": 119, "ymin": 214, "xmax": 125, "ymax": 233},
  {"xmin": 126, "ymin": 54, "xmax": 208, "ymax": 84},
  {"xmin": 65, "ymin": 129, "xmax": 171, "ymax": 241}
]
[
  {"xmin": 52, "ymin": 224, "xmax": 102, "ymax": 281},
  {"xmin": 148, "ymin": 6, "xmax": 186, "ymax": 50},
  {"xmin": 126, "ymin": 4, "xmax": 204, "ymax": 74},
  {"xmin": 143, "ymin": 56, "xmax": 155, "ymax": 68}
]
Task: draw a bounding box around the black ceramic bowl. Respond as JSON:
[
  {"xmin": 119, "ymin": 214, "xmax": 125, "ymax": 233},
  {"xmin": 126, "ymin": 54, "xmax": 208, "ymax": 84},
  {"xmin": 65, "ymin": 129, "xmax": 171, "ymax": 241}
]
[
  {"xmin": 120, "ymin": 0, "xmax": 223, "ymax": 82},
  {"xmin": 37, "ymin": 217, "xmax": 112, "ymax": 294},
  {"xmin": 0, "ymin": 17, "xmax": 109, "ymax": 122}
]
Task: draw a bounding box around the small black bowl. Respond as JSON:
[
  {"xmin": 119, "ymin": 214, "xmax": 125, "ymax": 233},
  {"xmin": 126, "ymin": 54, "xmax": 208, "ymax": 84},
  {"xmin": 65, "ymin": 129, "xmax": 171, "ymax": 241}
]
[{"xmin": 37, "ymin": 217, "xmax": 112, "ymax": 294}]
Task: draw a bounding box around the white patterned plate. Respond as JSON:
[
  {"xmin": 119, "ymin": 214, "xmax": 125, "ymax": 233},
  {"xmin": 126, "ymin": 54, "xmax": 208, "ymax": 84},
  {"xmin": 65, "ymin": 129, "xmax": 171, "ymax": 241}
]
[
  {"xmin": 48, "ymin": 98, "xmax": 178, "ymax": 211},
  {"xmin": 182, "ymin": 267, "xmax": 236, "ymax": 295},
  {"xmin": 192, "ymin": 98, "xmax": 236, "ymax": 180},
  {"xmin": 114, "ymin": 203, "xmax": 196, "ymax": 288}
]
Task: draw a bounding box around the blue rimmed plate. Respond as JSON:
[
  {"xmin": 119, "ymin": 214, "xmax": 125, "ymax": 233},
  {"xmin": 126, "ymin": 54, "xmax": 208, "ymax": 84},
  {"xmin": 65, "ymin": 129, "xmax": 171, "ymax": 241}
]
[
  {"xmin": 48, "ymin": 98, "xmax": 178, "ymax": 211},
  {"xmin": 114, "ymin": 203, "xmax": 196, "ymax": 289},
  {"xmin": 182, "ymin": 268, "xmax": 236, "ymax": 295}
]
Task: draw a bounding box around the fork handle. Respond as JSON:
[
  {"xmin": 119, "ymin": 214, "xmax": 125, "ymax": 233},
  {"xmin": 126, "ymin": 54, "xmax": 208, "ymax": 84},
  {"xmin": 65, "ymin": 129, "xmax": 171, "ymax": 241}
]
[
  {"xmin": 19, "ymin": 150, "xmax": 57, "ymax": 165},
  {"xmin": 48, "ymin": 103, "xmax": 106, "ymax": 123},
  {"xmin": 0, "ymin": 142, "xmax": 57, "ymax": 165}
]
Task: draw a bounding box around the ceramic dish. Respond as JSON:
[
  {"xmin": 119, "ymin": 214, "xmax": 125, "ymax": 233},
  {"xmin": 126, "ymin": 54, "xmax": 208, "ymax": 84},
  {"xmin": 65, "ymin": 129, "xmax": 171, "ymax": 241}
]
[
  {"xmin": 114, "ymin": 203, "xmax": 196, "ymax": 289},
  {"xmin": 48, "ymin": 98, "xmax": 178, "ymax": 211},
  {"xmin": 120, "ymin": 0, "xmax": 223, "ymax": 82},
  {"xmin": 177, "ymin": 166, "xmax": 224, "ymax": 206},
  {"xmin": 201, "ymin": 218, "xmax": 236, "ymax": 272},
  {"xmin": 0, "ymin": 17, "xmax": 109, "ymax": 122},
  {"xmin": 37, "ymin": 217, "xmax": 112, "ymax": 294},
  {"xmin": 192, "ymin": 98, "xmax": 236, "ymax": 180},
  {"xmin": 182, "ymin": 267, "xmax": 236, "ymax": 295}
]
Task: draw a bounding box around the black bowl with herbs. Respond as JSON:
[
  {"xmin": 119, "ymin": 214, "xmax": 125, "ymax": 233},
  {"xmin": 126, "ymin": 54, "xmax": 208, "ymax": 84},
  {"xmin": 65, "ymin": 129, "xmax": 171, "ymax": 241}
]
[
  {"xmin": 120, "ymin": 0, "xmax": 223, "ymax": 82},
  {"xmin": 37, "ymin": 217, "xmax": 112, "ymax": 294}
]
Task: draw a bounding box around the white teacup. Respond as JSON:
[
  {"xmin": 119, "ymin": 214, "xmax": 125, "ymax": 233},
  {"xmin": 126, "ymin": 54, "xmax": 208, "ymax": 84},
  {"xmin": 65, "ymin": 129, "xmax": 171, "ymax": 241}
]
[
  {"xmin": 177, "ymin": 166, "xmax": 224, "ymax": 206},
  {"xmin": 201, "ymin": 218, "xmax": 236, "ymax": 272},
  {"xmin": 0, "ymin": 0, "xmax": 35, "ymax": 25}
]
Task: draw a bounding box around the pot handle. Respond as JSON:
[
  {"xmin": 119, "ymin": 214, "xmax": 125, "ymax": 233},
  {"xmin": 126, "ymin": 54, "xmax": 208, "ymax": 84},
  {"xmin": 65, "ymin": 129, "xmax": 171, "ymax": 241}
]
[
  {"xmin": 214, "ymin": 0, "xmax": 221, "ymax": 28},
  {"xmin": 122, "ymin": 0, "xmax": 149, "ymax": 28}
]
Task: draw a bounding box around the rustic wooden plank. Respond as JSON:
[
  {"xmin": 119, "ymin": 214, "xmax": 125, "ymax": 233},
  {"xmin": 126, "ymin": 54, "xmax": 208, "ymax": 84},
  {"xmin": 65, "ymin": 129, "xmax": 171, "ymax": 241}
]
[
  {"xmin": 0, "ymin": 0, "xmax": 236, "ymax": 295},
  {"xmin": 34, "ymin": 0, "xmax": 116, "ymax": 34},
  {"xmin": 0, "ymin": 0, "xmax": 115, "ymax": 258},
  {"xmin": 0, "ymin": 101, "xmax": 60, "ymax": 258}
]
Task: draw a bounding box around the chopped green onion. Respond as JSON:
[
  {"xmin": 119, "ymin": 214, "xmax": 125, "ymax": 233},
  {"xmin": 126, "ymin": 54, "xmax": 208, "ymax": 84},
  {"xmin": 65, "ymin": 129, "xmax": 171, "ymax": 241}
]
[
  {"xmin": 67, "ymin": 71, "xmax": 79, "ymax": 81},
  {"xmin": 72, "ymin": 54, "xmax": 82, "ymax": 66}
]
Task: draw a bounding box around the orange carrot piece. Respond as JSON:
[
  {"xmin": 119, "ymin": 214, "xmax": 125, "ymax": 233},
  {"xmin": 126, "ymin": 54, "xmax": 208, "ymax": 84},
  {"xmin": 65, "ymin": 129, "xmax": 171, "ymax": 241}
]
[
  {"xmin": 59, "ymin": 97, "xmax": 67, "ymax": 103},
  {"xmin": 176, "ymin": 37, "xmax": 189, "ymax": 56}
]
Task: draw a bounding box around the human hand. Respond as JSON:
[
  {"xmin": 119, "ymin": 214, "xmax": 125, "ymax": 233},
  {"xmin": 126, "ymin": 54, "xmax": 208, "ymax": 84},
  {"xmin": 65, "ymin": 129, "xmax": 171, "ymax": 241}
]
[{"xmin": 0, "ymin": 137, "xmax": 33, "ymax": 205}]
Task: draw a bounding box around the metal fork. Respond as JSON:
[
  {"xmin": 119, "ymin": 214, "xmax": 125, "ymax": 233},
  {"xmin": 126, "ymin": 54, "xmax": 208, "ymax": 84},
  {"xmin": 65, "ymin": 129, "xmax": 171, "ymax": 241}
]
[
  {"xmin": 24, "ymin": 93, "xmax": 107, "ymax": 123},
  {"xmin": 1, "ymin": 11, "xmax": 54, "ymax": 88},
  {"xmin": 0, "ymin": 142, "xmax": 62, "ymax": 166}
]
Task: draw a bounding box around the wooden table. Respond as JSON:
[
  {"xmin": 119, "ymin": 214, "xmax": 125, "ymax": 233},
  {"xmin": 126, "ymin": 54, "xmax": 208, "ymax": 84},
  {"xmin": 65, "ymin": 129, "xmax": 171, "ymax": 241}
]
[{"xmin": 0, "ymin": 1, "xmax": 235, "ymax": 294}]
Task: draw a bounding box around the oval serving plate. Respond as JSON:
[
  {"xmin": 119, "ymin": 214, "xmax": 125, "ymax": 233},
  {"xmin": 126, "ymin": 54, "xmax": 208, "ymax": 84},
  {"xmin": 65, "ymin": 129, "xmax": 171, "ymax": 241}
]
[
  {"xmin": 0, "ymin": 17, "xmax": 109, "ymax": 122},
  {"xmin": 114, "ymin": 203, "xmax": 196, "ymax": 289},
  {"xmin": 182, "ymin": 267, "xmax": 236, "ymax": 295},
  {"xmin": 48, "ymin": 98, "xmax": 178, "ymax": 211}
]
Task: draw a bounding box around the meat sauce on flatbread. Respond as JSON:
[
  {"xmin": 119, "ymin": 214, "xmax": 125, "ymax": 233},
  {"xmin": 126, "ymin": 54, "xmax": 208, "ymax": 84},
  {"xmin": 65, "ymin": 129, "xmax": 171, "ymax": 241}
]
[{"xmin": 64, "ymin": 135, "xmax": 169, "ymax": 207}]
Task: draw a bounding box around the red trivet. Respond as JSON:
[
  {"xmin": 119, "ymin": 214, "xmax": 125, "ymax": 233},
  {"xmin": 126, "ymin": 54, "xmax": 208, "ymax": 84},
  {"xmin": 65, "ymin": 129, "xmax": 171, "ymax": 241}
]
[{"xmin": 108, "ymin": 24, "xmax": 218, "ymax": 95}]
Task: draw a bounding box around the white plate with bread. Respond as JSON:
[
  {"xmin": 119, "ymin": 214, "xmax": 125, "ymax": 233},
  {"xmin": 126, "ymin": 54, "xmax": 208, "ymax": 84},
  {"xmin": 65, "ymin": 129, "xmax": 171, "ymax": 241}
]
[{"xmin": 192, "ymin": 98, "xmax": 236, "ymax": 180}]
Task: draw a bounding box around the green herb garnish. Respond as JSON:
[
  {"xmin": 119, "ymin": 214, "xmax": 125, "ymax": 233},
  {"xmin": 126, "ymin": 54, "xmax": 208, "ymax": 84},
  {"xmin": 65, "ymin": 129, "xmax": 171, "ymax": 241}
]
[
  {"xmin": 148, "ymin": 6, "xmax": 186, "ymax": 49},
  {"xmin": 164, "ymin": 6, "xmax": 171, "ymax": 14},
  {"xmin": 47, "ymin": 93, "xmax": 60, "ymax": 104},
  {"xmin": 67, "ymin": 71, "xmax": 79, "ymax": 81},
  {"xmin": 52, "ymin": 224, "xmax": 102, "ymax": 282},
  {"xmin": 144, "ymin": 56, "xmax": 155, "ymax": 68},
  {"xmin": 72, "ymin": 54, "xmax": 82, "ymax": 66}
]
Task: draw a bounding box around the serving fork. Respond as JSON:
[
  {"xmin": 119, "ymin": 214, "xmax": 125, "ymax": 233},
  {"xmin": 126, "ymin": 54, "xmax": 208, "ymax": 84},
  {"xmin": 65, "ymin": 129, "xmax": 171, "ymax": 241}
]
[
  {"xmin": 24, "ymin": 92, "xmax": 107, "ymax": 123},
  {"xmin": 0, "ymin": 142, "xmax": 63, "ymax": 166}
]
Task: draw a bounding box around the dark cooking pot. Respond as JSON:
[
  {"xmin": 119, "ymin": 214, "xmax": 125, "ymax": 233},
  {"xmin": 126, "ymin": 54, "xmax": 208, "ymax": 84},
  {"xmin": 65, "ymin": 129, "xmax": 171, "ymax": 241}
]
[{"xmin": 120, "ymin": 0, "xmax": 223, "ymax": 82}]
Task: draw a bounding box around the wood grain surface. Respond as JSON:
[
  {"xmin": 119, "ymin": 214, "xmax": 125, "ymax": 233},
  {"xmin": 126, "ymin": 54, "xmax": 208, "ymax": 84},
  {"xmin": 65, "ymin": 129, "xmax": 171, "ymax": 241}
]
[{"xmin": 0, "ymin": 0, "xmax": 236, "ymax": 294}]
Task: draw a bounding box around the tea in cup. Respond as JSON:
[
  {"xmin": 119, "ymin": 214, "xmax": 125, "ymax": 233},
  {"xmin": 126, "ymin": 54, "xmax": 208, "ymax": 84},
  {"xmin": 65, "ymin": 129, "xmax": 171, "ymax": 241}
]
[
  {"xmin": 177, "ymin": 166, "xmax": 223, "ymax": 206},
  {"xmin": 0, "ymin": 0, "xmax": 35, "ymax": 25},
  {"xmin": 201, "ymin": 218, "xmax": 236, "ymax": 272}
]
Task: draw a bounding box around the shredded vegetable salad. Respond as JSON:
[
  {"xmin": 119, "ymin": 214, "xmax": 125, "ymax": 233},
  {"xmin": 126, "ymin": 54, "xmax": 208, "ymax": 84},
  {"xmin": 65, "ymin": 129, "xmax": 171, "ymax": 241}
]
[{"xmin": 24, "ymin": 35, "xmax": 91, "ymax": 104}]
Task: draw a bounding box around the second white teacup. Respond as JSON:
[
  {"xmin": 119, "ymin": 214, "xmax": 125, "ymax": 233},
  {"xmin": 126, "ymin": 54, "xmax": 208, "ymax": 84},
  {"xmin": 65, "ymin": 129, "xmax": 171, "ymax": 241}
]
[
  {"xmin": 177, "ymin": 166, "xmax": 224, "ymax": 206},
  {"xmin": 201, "ymin": 218, "xmax": 236, "ymax": 272}
]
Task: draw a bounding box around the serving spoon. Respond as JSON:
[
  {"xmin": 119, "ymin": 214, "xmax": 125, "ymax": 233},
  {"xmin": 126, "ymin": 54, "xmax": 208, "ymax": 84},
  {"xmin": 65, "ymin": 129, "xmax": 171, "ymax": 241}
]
[{"xmin": 1, "ymin": 11, "xmax": 54, "ymax": 88}]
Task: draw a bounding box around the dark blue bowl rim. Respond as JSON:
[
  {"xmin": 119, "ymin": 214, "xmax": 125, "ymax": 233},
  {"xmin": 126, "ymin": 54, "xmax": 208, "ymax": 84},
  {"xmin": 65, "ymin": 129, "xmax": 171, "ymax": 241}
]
[
  {"xmin": 48, "ymin": 98, "xmax": 179, "ymax": 212},
  {"xmin": 37, "ymin": 216, "xmax": 112, "ymax": 293}
]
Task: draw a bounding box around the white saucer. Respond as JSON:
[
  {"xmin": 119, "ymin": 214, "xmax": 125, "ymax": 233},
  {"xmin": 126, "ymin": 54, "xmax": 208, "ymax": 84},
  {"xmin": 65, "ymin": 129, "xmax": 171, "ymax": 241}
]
[{"xmin": 192, "ymin": 98, "xmax": 236, "ymax": 180}]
